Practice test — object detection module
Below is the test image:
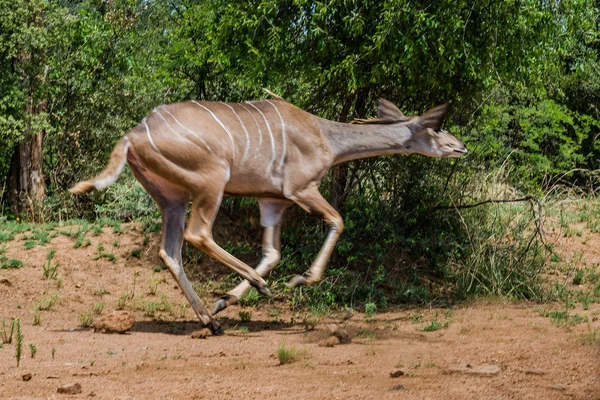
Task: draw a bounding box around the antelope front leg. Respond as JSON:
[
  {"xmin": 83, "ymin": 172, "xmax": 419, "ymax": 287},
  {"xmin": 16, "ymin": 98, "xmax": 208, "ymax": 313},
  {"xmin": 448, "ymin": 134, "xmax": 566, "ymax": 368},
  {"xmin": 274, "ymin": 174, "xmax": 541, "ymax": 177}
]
[
  {"xmin": 212, "ymin": 199, "xmax": 290, "ymax": 314},
  {"xmin": 287, "ymin": 183, "xmax": 344, "ymax": 288}
]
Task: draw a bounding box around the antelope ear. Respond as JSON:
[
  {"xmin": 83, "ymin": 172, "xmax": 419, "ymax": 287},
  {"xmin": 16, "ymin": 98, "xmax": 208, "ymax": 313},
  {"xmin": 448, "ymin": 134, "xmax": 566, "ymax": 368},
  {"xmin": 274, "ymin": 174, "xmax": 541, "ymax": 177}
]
[
  {"xmin": 376, "ymin": 98, "xmax": 409, "ymax": 121},
  {"xmin": 417, "ymin": 102, "xmax": 451, "ymax": 131}
]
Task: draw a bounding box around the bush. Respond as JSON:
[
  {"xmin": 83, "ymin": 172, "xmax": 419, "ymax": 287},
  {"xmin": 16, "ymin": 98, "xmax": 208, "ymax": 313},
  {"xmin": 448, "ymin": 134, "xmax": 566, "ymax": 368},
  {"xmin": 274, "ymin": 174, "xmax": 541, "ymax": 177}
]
[
  {"xmin": 94, "ymin": 172, "xmax": 159, "ymax": 220},
  {"xmin": 472, "ymin": 100, "xmax": 600, "ymax": 192}
]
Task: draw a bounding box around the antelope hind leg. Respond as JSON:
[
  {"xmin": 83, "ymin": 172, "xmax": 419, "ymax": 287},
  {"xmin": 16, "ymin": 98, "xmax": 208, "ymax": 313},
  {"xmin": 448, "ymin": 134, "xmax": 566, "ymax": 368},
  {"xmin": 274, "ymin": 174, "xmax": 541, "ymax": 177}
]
[{"xmin": 128, "ymin": 158, "xmax": 222, "ymax": 335}]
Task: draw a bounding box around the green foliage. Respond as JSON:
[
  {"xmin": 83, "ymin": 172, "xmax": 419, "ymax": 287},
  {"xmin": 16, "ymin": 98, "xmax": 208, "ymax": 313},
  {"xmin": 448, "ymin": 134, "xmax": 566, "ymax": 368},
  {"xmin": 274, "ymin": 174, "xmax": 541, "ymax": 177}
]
[
  {"xmin": 238, "ymin": 310, "xmax": 252, "ymax": 322},
  {"xmin": 94, "ymin": 174, "xmax": 159, "ymax": 220},
  {"xmin": 33, "ymin": 294, "xmax": 59, "ymax": 311},
  {"xmin": 93, "ymin": 244, "xmax": 117, "ymax": 263},
  {"xmin": 0, "ymin": 257, "xmax": 23, "ymax": 269},
  {"xmin": 22, "ymin": 229, "xmax": 54, "ymax": 249},
  {"xmin": 276, "ymin": 340, "xmax": 299, "ymax": 365},
  {"xmin": 92, "ymin": 302, "xmax": 106, "ymax": 315},
  {"xmin": 130, "ymin": 248, "xmax": 143, "ymax": 259},
  {"xmin": 573, "ymin": 270, "xmax": 585, "ymax": 286},
  {"xmin": 14, "ymin": 318, "xmax": 22, "ymax": 367},
  {"xmin": 422, "ymin": 321, "xmax": 442, "ymax": 332},
  {"xmin": 0, "ymin": 0, "xmax": 598, "ymax": 310},
  {"xmin": 449, "ymin": 199, "xmax": 546, "ymax": 300},
  {"xmin": 78, "ymin": 311, "xmax": 94, "ymax": 328},
  {"xmin": 581, "ymin": 324, "xmax": 600, "ymax": 346},
  {"xmin": 42, "ymin": 249, "xmax": 59, "ymax": 279},
  {"xmin": 543, "ymin": 310, "xmax": 587, "ymax": 326},
  {"xmin": 2, "ymin": 0, "xmax": 598, "ymax": 215},
  {"xmin": 364, "ymin": 302, "xmax": 376, "ymax": 318},
  {"xmin": 0, "ymin": 318, "xmax": 16, "ymax": 344},
  {"xmin": 141, "ymin": 295, "xmax": 174, "ymax": 319},
  {"xmin": 472, "ymin": 100, "xmax": 600, "ymax": 191},
  {"xmin": 28, "ymin": 343, "xmax": 36, "ymax": 358},
  {"xmin": 237, "ymin": 288, "xmax": 264, "ymax": 308}
]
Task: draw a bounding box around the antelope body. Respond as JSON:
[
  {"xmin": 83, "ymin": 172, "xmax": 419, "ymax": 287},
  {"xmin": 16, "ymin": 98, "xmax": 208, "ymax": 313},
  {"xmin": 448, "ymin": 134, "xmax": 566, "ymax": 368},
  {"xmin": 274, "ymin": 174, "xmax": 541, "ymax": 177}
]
[{"xmin": 71, "ymin": 96, "xmax": 467, "ymax": 335}]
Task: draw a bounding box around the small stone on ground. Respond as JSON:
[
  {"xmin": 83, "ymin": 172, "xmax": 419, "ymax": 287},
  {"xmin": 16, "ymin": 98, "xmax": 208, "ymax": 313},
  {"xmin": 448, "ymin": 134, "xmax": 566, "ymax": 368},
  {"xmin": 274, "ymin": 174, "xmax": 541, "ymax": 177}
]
[
  {"xmin": 191, "ymin": 328, "xmax": 211, "ymax": 339},
  {"xmin": 523, "ymin": 368, "xmax": 545, "ymax": 375},
  {"xmin": 93, "ymin": 311, "xmax": 135, "ymax": 334},
  {"xmin": 21, "ymin": 373, "xmax": 32, "ymax": 381},
  {"xmin": 326, "ymin": 324, "xmax": 352, "ymax": 344},
  {"xmin": 549, "ymin": 384, "xmax": 567, "ymax": 391},
  {"xmin": 390, "ymin": 369, "xmax": 404, "ymax": 378},
  {"xmin": 319, "ymin": 337, "xmax": 339, "ymax": 347},
  {"xmin": 57, "ymin": 383, "xmax": 82, "ymax": 394},
  {"xmin": 447, "ymin": 364, "xmax": 501, "ymax": 376}
]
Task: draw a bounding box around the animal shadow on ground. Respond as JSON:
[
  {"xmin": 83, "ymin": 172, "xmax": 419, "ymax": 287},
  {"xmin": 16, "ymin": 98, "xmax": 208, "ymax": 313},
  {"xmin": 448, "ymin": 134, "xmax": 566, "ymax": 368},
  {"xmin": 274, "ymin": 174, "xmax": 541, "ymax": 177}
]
[{"xmin": 130, "ymin": 317, "xmax": 295, "ymax": 336}]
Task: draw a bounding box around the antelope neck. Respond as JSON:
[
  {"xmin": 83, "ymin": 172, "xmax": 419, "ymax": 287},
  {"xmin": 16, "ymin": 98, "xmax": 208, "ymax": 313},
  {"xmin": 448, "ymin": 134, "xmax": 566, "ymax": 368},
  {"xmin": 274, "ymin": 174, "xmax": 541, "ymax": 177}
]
[{"xmin": 319, "ymin": 118, "xmax": 414, "ymax": 165}]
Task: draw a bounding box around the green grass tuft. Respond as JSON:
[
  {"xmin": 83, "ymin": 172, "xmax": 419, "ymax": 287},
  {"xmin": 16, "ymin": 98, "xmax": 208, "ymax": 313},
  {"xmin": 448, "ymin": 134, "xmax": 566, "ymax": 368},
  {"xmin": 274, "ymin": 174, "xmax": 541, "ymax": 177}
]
[{"xmin": 277, "ymin": 341, "xmax": 300, "ymax": 365}]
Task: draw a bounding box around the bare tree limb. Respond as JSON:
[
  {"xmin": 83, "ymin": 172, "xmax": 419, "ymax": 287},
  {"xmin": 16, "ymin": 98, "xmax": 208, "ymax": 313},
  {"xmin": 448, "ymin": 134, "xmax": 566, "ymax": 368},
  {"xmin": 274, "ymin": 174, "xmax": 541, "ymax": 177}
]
[
  {"xmin": 428, "ymin": 195, "xmax": 546, "ymax": 246},
  {"xmin": 428, "ymin": 195, "xmax": 536, "ymax": 212}
]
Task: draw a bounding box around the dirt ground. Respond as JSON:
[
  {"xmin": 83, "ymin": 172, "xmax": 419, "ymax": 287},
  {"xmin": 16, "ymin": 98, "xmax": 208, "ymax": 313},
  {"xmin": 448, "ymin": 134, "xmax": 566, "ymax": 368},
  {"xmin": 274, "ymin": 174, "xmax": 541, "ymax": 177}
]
[{"xmin": 1, "ymin": 223, "xmax": 599, "ymax": 400}]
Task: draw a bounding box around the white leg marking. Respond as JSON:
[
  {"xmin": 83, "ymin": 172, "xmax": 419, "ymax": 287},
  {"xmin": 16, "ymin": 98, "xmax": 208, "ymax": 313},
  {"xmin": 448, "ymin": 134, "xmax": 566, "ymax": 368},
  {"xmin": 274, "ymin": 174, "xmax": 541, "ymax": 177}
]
[
  {"xmin": 266, "ymin": 100, "xmax": 286, "ymax": 171},
  {"xmin": 246, "ymin": 102, "xmax": 276, "ymax": 172},
  {"xmin": 220, "ymin": 102, "xmax": 250, "ymax": 163},
  {"xmin": 143, "ymin": 120, "xmax": 162, "ymax": 155},
  {"xmin": 192, "ymin": 101, "xmax": 236, "ymax": 161},
  {"xmin": 240, "ymin": 103, "xmax": 263, "ymax": 152},
  {"xmin": 162, "ymin": 108, "xmax": 213, "ymax": 152}
]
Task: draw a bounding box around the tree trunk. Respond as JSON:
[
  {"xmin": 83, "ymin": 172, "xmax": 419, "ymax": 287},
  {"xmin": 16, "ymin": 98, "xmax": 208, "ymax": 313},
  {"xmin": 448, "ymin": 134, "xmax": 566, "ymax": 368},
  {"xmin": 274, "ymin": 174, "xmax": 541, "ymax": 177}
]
[
  {"xmin": 8, "ymin": 104, "xmax": 46, "ymax": 217},
  {"xmin": 6, "ymin": 2, "xmax": 49, "ymax": 218}
]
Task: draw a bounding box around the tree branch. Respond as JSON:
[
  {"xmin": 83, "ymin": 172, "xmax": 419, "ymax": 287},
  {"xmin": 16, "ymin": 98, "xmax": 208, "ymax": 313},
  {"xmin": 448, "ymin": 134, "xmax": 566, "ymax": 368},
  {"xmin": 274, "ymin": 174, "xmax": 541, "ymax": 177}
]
[
  {"xmin": 428, "ymin": 195, "xmax": 546, "ymax": 245},
  {"xmin": 428, "ymin": 195, "xmax": 536, "ymax": 212}
]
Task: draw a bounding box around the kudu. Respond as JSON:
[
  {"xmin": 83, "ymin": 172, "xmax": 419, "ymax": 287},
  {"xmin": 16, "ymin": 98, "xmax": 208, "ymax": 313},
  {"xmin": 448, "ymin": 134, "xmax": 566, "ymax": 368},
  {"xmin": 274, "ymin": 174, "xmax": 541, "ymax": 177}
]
[{"xmin": 70, "ymin": 95, "xmax": 467, "ymax": 335}]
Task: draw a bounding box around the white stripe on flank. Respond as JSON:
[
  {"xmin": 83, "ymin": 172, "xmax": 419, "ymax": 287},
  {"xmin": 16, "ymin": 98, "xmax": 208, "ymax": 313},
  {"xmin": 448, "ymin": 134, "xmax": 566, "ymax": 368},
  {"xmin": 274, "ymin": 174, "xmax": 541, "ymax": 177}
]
[
  {"xmin": 221, "ymin": 102, "xmax": 250, "ymax": 163},
  {"xmin": 240, "ymin": 103, "xmax": 263, "ymax": 150},
  {"xmin": 155, "ymin": 108, "xmax": 182, "ymax": 137},
  {"xmin": 266, "ymin": 100, "xmax": 286, "ymax": 170},
  {"xmin": 162, "ymin": 107, "xmax": 213, "ymax": 153},
  {"xmin": 144, "ymin": 120, "xmax": 162, "ymax": 155},
  {"xmin": 192, "ymin": 100, "xmax": 236, "ymax": 160},
  {"xmin": 246, "ymin": 102, "xmax": 276, "ymax": 172}
]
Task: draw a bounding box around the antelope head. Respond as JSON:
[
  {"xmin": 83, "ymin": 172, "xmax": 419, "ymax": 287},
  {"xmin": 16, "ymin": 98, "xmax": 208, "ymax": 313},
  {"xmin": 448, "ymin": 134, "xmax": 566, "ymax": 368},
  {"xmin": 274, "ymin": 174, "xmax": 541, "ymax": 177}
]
[
  {"xmin": 354, "ymin": 99, "xmax": 468, "ymax": 158},
  {"xmin": 403, "ymin": 101, "xmax": 467, "ymax": 158},
  {"xmin": 404, "ymin": 127, "xmax": 468, "ymax": 158}
]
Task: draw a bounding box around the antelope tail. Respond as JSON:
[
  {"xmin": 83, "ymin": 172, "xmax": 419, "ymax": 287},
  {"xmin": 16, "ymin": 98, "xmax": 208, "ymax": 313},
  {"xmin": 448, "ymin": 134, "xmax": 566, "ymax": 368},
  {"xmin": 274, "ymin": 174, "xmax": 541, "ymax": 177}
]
[{"xmin": 69, "ymin": 136, "xmax": 131, "ymax": 194}]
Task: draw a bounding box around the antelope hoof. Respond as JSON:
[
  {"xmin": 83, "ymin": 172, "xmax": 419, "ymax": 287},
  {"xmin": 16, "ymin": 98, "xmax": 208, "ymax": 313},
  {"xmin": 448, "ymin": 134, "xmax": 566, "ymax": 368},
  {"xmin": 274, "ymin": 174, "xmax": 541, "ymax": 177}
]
[
  {"xmin": 257, "ymin": 284, "xmax": 273, "ymax": 298},
  {"xmin": 249, "ymin": 277, "xmax": 272, "ymax": 298},
  {"xmin": 208, "ymin": 320, "xmax": 224, "ymax": 336},
  {"xmin": 288, "ymin": 275, "xmax": 307, "ymax": 288},
  {"xmin": 211, "ymin": 294, "xmax": 238, "ymax": 315}
]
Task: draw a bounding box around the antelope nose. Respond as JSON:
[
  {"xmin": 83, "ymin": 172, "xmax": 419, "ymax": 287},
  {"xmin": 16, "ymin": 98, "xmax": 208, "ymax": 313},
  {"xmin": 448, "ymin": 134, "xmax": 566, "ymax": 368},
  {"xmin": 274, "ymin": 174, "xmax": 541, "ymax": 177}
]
[{"xmin": 455, "ymin": 145, "xmax": 468, "ymax": 155}]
